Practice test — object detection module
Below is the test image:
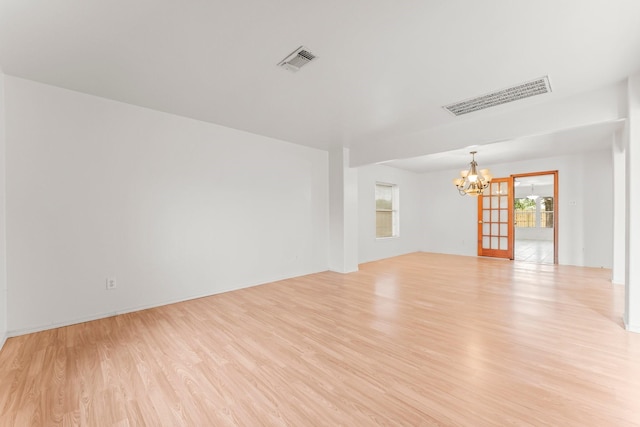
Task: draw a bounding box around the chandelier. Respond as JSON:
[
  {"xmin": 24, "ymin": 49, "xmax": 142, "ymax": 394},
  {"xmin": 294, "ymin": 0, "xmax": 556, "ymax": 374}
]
[
  {"xmin": 526, "ymin": 184, "xmax": 539, "ymax": 200},
  {"xmin": 453, "ymin": 151, "xmax": 493, "ymax": 196}
]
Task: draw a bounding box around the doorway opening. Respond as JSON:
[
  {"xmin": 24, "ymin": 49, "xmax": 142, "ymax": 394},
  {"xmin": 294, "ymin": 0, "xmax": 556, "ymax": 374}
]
[{"xmin": 512, "ymin": 171, "xmax": 558, "ymax": 264}]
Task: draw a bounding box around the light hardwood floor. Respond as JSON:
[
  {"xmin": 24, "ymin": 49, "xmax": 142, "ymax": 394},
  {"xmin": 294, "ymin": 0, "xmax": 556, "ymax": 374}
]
[{"xmin": 1, "ymin": 253, "xmax": 639, "ymax": 426}]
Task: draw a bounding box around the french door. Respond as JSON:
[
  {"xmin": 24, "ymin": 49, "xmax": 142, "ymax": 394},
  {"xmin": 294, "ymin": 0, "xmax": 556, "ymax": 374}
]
[{"xmin": 477, "ymin": 177, "xmax": 514, "ymax": 259}]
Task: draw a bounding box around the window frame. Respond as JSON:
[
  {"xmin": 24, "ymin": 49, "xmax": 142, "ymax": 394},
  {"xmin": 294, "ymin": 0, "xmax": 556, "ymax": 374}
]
[
  {"xmin": 375, "ymin": 182, "xmax": 399, "ymax": 239},
  {"xmin": 514, "ymin": 196, "xmax": 554, "ymax": 229}
]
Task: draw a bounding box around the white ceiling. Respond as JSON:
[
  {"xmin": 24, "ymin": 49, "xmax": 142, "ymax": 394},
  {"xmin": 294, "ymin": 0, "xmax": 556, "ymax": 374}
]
[
  {"xmin": 1, "ymin": 0, "xmax": 639, "ymax": 170},
  {"xmin": 381, "ymin": 119, "xmax": 624, "ymax": 172}
]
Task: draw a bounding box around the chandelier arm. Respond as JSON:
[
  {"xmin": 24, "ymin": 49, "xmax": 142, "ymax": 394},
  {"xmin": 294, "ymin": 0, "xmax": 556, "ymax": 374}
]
[{"xmin": 452, "ymin": 151, "xmax": 491, "ymax": 197}]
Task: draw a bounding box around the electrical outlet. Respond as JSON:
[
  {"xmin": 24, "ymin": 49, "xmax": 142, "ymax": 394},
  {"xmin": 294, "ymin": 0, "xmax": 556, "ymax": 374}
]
[{"xmin": 106, "ymin": 277, "xmax": 117, "ymax": 290}]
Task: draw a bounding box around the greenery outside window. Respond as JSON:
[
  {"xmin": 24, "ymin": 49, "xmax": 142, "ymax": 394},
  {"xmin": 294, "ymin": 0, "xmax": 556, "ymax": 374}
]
[{"xmin": 515, "ymin": 197, "xmax": 553, "ymax": 228}]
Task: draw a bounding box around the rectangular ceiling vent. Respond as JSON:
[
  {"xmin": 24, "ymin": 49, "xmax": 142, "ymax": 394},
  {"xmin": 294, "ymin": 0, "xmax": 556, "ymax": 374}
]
[
  {"xmin": 277, "ymin": 46, "xmax": 316, "ymax": 72},
  {"xmin": 443, "ymin": 76, "xmax": 552, "ymax": 116}
]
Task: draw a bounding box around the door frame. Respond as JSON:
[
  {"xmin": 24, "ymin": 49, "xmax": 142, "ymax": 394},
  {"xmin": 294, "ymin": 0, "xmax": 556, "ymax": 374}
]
[{"xmin": 511, "ymin": 170, "xmax": 559, "ymax": 264}]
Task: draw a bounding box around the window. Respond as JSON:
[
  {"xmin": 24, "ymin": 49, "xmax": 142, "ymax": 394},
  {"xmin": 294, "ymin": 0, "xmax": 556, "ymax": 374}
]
[
  {"xmin": 376, "ymin": 183, "xmax": 399, "ymax": 238},
  {"xmin": 515, "ymin": 197, "xmax": 554, "ymax": 228},
  {"xmin": 540, "ymin": 197, "xmax": 554, "ymax": 228},
  {"xmin": 514, "ymin": 198, "xmax": 536, "ymax": 228}
]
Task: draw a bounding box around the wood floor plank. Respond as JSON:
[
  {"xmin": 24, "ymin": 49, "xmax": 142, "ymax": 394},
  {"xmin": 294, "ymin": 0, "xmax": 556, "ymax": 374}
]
[{"xmin": 1, "ymin": 252, "xmax": 640, "ymax": 426}]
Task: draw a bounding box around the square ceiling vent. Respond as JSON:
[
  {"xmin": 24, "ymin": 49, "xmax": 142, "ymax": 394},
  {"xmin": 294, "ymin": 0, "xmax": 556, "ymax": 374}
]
[
  {"xmin": 277, "ymin": 46, "xmax": 316, "ymax": 73},
  {"xmin": 443, "ymin": 76, "xmax": 552, "ymax": 116}
]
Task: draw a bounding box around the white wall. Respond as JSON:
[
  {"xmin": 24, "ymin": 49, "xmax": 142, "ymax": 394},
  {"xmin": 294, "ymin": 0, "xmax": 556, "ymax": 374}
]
[
  {"xmin": 0, "ymin": 71, "xmax": 7, "ymax": 349},
  {"xmin": 612, "ymin": 132, "xmax": 625, "ymax": 285},
  {"xmin": 329, "ymin": 148, "xmax": 358, "ymax": 273},
  {"xmin": 419, "ymin": 168, "xmax": 478, "ymax": 257},
  {"xmin": 581, "ymin": 150, "xmax": 614, "ymax": 268},
  {"xmin": 625, "ymin": 73, "xmax": 640, "ymax": 332},
  {"xmin": 358, "ymin": 164, "xmax": 422, "ymax": 263},
  {"xmin": 515, "ymin": 227, "xmax": 554, "ymax": 242},
  {"xmin": 4, "ymin": 76, "xmax": 329, "ymax": 335},
  {"xmin": 421, "ymin": 150, "xmax": 613, "ymax": 268}
]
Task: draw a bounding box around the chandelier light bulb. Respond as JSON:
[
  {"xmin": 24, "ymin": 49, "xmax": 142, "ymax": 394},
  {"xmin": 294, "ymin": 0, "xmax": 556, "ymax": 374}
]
[{"xmin": 453, "ymin": 151, "xmax": 492, "ymax": 197}]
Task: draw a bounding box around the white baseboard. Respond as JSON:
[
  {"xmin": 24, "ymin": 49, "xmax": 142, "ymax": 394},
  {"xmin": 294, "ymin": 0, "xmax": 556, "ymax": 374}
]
[
  {"xmin": 7, "ymin": 288, "xmax": 253, "ymax": 338},
  {"xmin": 624, "ymin": 319, "xmax": 640, "ymax": 334},
  {"xmin": 612, "ymin": 276, "xmax": 625, "ymax": 285},
  {"xmin": 6, "ymin": 270, "xmax": 325, "ymax": 338},
  {"xmin": 624, "ymin": 312, "xmax": 640, "ymax": 333},
  {"xmin": 329, "ymin": 267, "xmax": 359, "ymax": 274},
  {"xmin": 0, "ymin": 333, "xmax": 7, "ymax": 352}
]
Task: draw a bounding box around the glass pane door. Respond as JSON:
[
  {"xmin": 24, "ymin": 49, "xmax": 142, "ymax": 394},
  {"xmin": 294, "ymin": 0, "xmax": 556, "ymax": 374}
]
[{"xmin": 478, "ymin": 178, "xmax": 513, "ymax": 259}]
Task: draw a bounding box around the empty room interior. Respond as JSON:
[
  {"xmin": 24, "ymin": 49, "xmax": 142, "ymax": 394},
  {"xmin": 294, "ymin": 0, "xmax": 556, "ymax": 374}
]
[{"xmin": 1, "ymin": 1, "xmax": 640, "ymax": 425}]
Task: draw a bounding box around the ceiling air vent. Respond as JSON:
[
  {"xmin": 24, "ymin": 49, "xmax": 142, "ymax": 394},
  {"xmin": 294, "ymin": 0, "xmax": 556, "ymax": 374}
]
[
  {"xmin": 277, "ymin": 46, "xmax": 316, "ymax": 72},
  {"xmin": 443, "ymin": 76, "xmax": 552, "ymax": 116}
]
